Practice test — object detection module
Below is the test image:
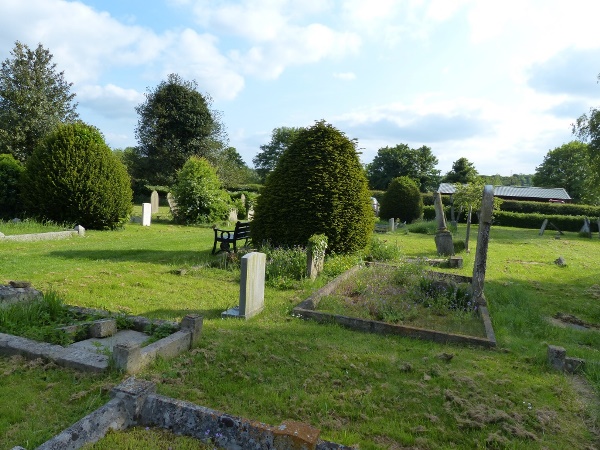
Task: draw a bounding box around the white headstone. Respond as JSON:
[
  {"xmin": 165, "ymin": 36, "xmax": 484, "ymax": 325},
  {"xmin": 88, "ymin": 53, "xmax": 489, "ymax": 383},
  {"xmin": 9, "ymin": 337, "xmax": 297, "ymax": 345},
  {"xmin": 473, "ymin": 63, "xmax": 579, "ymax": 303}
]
[
  {"xmin": 142, "ymin": 203, "xmax": 152, "ymax": 226},
  {"xmin": 74, "ymin": 225, "xmax": 85, "ymax": 236},
  {"xmin": 222, "ymin": 252, "xmax": 266, "ymax": 319},
  {"xmin": 388, "ymin": 218, "xmax": 395, "ymax": 232}
]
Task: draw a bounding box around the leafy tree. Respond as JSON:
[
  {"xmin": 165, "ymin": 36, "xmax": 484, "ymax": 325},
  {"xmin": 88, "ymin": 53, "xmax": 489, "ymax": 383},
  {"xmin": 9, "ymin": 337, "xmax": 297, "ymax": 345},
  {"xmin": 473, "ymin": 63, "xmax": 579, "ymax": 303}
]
[
  {"xmin": 21, "ymin": 122, "xmax": 132, "ymax": 229},
  {"xmin": 170, "ymin": 156, "xmax": 231, "ymax": 224},
  {"xmin": 532, "ymin": 141, "xmax": 596, "ymax": 203},
  {"xmin": 366, "ymin": 144, "xmax": 440, "ymax": 192},
  {"xmin": 134, "ymin": 74, "xmax": 223, "ymax": 187},
  {"xmin": 253, "ymin": 126, "xmax": 303, "ymax": 182},
  {"xmin": 378, "ymin": 176, "xmax": 423, "ymax": 222},
  {"xmin": 0, "ymin": 153, "xmax": 24, "ymax": 219},
  {"xmin": 442, "ymin": 157, "xmax": 480, "ymax": 184},
  {"xmin": 216, "ymin": 147, "xmax": 260, "ymax": 188},
  {"xmin": 252, "ymin": 120, "xmax": 375, "ymax": 254},
  {"xmin": 0, "ymin": 41, "xmax": 78, "ymax": 162}
]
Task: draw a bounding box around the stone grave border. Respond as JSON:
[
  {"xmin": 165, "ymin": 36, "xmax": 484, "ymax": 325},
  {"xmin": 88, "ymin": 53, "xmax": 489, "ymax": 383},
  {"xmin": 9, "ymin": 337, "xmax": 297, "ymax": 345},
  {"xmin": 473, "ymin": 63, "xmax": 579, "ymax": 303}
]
[
  {"xmin": 0, "ymin": 225, "xmax": 85, "ymax": 242},
  {"xmin": 12, "ymin": 377, "xmax": 352, "ymax": 450},
  {"xmin": 0, "ymin": 306, "xmax": 203, "ymax": 374},
  {"xmin": 292, "ymin": 263, "xmax": 496, "ymax": 348}
]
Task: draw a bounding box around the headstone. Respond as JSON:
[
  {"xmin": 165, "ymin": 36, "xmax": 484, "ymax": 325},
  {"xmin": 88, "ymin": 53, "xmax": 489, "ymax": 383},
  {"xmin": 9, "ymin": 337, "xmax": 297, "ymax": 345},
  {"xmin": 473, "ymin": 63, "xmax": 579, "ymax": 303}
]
[
  {"xmin": 142, "ymin": 203, "xmax": 151, "ymax": 226},
  {"xmin": 539, "ymin": 219, "xmax": 548, "ymax": 236},
  {"xmin": 433, "ymin": 191, "xmax": 454, "ymax": 256},
  {"xmin": 150, "ymin": 190, "xmax": 159, "ymax": 214},
  {"xmin": 228, "ymin": 208, "xmax": 238, "ymax": 222},
  {"xmin": 580, "ymin": 217, "xmax": 591, "ymax": 238},
  {"xmin": 471, "ymin": 185, "xmax": 494, "ymax": 306},
  {"xmin": 307, "ymin": 237, "xmax": 327, "ymax": 281},
  {"xmin": 222, "ymin": 252, "xmax": 266, "ymax": 319},
  {"xmin": 167, "ymin": 193, "xmax": 178, "ymax": 216},
  {"xmin": 389, "ymin": 218, "xmax": 395, "ymax": 232},
  {"xmin": 74, "ymin": 225, "xmax": 85, "ymax": 236}
]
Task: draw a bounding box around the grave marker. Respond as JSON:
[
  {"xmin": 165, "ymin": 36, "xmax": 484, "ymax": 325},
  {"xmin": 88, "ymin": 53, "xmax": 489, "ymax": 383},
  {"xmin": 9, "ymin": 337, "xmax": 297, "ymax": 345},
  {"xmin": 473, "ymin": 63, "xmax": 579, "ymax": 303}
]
[
  {"xmin": 471, "ymin": 185, "xmax": 494, "ymax": 306},
  {"xmin": 150, "ymin": 190, "xmax": 159, "ymax": 214},
  {"xmin": 142, "ymin": 203, "xmax": 151, "ymax": 226},
  {"xmin": 222, "ymin": 252, "xmax": 266, "ymax": 319},
  {"xmin": 433, "ymin": 191, "xmax": 454, "ymax": 256}
]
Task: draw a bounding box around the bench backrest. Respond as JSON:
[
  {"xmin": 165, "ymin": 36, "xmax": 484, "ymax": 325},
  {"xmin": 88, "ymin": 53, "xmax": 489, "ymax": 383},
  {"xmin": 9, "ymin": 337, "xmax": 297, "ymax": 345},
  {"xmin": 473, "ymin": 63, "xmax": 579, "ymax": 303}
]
[{"xmin": 235, "ymin": 221, "xmax": 251, "ymax": 239}]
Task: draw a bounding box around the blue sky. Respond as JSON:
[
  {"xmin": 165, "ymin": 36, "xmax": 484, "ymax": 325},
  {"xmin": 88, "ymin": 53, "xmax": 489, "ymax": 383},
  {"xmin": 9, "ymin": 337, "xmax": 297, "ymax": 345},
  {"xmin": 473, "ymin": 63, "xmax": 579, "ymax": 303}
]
[{"xmin": 2, "ymin": 0, "xmax": 600, "ymax": 176}]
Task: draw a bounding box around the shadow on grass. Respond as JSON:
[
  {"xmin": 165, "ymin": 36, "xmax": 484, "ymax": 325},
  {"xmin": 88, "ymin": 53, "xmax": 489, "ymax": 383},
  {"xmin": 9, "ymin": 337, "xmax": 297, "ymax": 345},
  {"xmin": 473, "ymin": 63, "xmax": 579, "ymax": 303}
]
[
  {"xmin": 48, "ymin": 249, "xmax": 216, "ymax": 264},
  {"xmin": 142, "ymin": 308, "xmax": 227, "ymax": 320}
]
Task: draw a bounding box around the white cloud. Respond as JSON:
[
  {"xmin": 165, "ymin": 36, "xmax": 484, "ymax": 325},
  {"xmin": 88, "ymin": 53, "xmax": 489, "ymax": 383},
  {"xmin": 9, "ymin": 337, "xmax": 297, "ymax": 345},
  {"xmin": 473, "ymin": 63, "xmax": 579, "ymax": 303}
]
[
  {"xmin": 333, "ymin": 72, "xmax": 356, "ymax": 81},
  {"xmin": 78, "ymin": 84, "xmax": 144, "ymax": 118}
]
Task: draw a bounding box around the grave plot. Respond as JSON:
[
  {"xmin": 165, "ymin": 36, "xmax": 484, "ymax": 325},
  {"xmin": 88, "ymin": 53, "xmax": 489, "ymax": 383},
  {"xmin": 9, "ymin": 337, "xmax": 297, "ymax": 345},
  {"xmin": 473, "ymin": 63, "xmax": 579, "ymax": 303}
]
[
  {"xmin": 294, "ymin": 185, "xmax": 497, "ymax": 347},
  {"xmin": 0, "ymin": 287, "xmax": 203, "ymax": 373}
]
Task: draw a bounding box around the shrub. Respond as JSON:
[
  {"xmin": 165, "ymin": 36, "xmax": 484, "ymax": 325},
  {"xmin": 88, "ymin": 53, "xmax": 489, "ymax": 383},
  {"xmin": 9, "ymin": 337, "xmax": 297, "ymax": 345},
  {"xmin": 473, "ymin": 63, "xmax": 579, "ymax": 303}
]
[
  {"xmin": 20, "ymin": 122, "xmax": 132, "ymax": 229},
  {"xmin": 366, "ymin": 235, "xmax": 402, "ymax": 261},
  {"xmin": 251, "ymin": 120, "xmax": 375, "ymax": 254},
  {"xmin": 261, "ymin": 243, "xmax": 307, "ymax": 288},
  {"xmin": 171, "ymin": 156, "xmax": 231, "ymax": 224},
  {"xmin": 379, "ymin": 176, "xmax": 423, "ymax": 222},
  {"xmin": 0, "ymin": 153, "xmax": 24, "ymax": 219}
]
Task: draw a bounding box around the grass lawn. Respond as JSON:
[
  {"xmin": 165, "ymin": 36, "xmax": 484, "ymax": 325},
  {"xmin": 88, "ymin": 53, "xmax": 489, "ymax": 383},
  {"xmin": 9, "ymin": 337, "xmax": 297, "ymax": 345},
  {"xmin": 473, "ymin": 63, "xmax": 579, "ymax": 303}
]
[{"xmin": 1, "ymin": 215, "xmax": 599, "ymax": 449}]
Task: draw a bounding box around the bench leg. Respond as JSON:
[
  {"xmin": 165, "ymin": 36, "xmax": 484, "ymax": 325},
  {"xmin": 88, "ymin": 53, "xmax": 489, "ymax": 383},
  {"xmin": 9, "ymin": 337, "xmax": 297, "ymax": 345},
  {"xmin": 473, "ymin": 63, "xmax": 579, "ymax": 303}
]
[{"xmin": 212, "ymin": 240, "xmax": 218, "ymax": 255}]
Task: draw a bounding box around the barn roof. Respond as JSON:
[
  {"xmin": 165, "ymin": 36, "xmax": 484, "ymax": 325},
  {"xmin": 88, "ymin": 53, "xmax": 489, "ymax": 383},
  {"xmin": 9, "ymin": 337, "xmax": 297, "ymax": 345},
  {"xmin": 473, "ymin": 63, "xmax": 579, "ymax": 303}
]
[{"xmin": 437, "ymin": 183, "xmax": 572, "ymax": 201}]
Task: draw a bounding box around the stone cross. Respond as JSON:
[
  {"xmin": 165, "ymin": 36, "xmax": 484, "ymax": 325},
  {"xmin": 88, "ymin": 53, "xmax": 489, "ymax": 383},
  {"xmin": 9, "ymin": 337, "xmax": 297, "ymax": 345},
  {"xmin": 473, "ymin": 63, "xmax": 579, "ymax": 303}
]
[
  {"xmin": 222, "ymin": 252, "xmax": 266, "ymax": 319},
  {"xmin": 471, "ymin": 185, "xmax": 494, "ymax": 306},
  {"xmin": 150, "ymin": 190, "xmax": 159, "ymax": 214}
]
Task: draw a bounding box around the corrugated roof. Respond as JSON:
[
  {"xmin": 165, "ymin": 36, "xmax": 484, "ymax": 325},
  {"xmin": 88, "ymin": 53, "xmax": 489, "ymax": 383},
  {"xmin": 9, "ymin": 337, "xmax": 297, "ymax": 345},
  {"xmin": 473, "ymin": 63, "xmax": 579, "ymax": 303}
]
[{"xmin": 437, "ymin": 183, "xmax": 572, "ymax": 200}]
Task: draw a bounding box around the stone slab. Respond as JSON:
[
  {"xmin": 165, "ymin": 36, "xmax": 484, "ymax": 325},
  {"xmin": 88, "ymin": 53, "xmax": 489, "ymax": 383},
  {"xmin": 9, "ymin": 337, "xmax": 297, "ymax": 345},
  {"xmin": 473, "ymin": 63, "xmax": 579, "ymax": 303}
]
[{"xmin": 69, "ymin": 329, "xmax": 148, "ymax": 354}]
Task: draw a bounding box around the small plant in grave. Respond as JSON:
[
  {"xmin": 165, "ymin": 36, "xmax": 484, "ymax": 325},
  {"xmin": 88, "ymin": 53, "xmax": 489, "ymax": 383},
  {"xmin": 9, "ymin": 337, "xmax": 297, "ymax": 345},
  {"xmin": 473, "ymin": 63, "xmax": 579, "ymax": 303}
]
[{"xmin": 144, "ymin": 322, "xmax": 179, "ymax": 345}]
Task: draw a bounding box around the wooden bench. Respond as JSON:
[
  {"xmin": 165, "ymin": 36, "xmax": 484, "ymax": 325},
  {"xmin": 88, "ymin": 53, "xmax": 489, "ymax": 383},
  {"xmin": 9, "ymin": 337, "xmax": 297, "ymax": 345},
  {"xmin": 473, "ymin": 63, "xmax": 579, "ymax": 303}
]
[{"xmin": 212, "ymin": 221, "xmax": 252, "ymax": 254}]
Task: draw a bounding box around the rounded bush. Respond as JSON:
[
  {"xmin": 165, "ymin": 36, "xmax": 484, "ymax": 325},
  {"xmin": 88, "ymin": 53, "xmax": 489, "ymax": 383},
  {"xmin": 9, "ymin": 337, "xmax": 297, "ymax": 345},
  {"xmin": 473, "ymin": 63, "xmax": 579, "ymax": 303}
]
[
  {"xmin": 379, "ymin": 176, "xmax": 423, "ymax": 222},
  {"xmin": 251, "ymin": 120, "xmax": 375, "ymax": 254},
  {"xmin": 0, "ymin": 153, "xmax": 24, "ymax": 219},
  {"xmin": 171, "ymin": 156, "xmax": 231, "ymax": 224},
  {"xmin": 21, "ymin": 122, "xmax": 133, "ymax": 229}
]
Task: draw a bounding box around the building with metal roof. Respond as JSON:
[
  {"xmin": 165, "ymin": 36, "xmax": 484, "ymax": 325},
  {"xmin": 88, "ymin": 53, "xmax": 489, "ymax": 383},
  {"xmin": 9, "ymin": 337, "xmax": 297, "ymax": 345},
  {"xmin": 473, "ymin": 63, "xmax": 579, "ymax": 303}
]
[{"xmin": 437, "ymin": 183, "xmax": 572, "ymax": 202}]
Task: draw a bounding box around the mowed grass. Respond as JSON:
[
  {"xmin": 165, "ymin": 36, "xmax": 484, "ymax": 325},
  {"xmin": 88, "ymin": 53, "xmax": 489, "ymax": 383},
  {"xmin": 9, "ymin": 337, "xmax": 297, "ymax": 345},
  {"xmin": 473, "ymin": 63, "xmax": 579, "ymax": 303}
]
[{"xmin": 1, "ymin": 218, "xmax": 600, "ymax": 449}]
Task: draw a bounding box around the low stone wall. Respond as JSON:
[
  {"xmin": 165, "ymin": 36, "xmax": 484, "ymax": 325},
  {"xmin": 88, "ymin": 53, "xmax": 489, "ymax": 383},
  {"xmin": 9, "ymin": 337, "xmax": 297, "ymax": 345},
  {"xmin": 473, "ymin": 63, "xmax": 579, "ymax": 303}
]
[
  {"xmin": 0, "ymin": 226, "xmax": 85, "ymax": 242},
  {"xmin": 293, "ymin": 265, "xmax": 496, "ymax": 348},
  {"xmin": 14, "ymin": 378, "xmax": 352, "ymax": 450}
]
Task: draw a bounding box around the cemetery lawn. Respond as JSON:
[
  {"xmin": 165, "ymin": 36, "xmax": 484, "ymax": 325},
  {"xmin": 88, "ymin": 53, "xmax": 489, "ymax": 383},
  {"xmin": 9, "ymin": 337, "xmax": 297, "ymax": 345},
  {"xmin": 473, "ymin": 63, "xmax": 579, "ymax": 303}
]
[{"xmin": 1, "ymin": 218, "xmax": 600, "ymax": 449}]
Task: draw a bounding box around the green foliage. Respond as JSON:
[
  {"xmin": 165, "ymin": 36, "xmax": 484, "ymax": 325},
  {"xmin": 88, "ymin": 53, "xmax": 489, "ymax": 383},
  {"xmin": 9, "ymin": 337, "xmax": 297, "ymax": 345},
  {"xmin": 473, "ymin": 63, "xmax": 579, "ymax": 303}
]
[
  {"xmin": 253, "ymin": 126, "xmax": 303, "ymax": 182},
  {"xmin": 442, "ymin": 157, "xmax": 480, "ymax": 184},
  {"xmin": 0, "ymin": 153, "xmax": 24, "ymax": 219},
  {"xmin": 379, "ymin": 176, "xmax": 423, "ymax": 222},
  {"xmin": 0, "ymin": 41, "xmax": 78, "ymax": 162},
  {"xmin": 0, "ymin": 291, "xmax": 74, "ymax": 345},
  {"xmin": 135, "ymin": 74, "xmax": 223, "ymax": 186},
  {"xmin": 170, "ymin": 156, "xmax": 231, "ymax": 224},
  {"xmin": 499, "ymin": 200, "xmax": 600, "ymax": 216},
  {"xmin": 480, "ymin": 173, "xmax": 533, "ymax": 186},
  {"xmin": 252, "ymin": 120, "xmax": 375, "ymax": 254},
  {"xmin": 406, "ymin": 219, "xmax": 438, "ymax": 234},
  {"xmin": 366, "ymin": 144, "xmax": 440, "ymax": 192},
  {"xmin": 261, "ymin": 244, "xmax": 307, "ymax": 288},
  {"xmin": 20, "ymin": 122, "xmax": 133, "ymax": 230},
  {"xmin": 452, "ymin": 181, "xmax": 503, "ymax": 214},
  {"xmin": 493, "ymin": 211, "xmax": 597, "ymax": 232},
  {"xmin": 532, "ymin": 141, "xmax": 598, "ymax": 204},
  {"xmin": 216, "ymin": 146, "xmax": 260, "ymax": 188},
  {"xmin": 366, "ymin": 235, "xmax": 402, "ymax": 261},
  {"xmin": 421, "ymin": 192, "xmax": 452, "ymax": 206}
]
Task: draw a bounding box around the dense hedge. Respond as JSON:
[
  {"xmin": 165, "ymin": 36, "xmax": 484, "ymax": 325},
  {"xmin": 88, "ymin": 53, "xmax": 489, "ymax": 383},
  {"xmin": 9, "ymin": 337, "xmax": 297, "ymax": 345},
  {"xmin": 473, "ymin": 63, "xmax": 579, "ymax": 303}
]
[
  {"xmin": 0, "ymin": 154, "xmax": 24, "ymax": 219},
  {"xmin": 493, "ymin": 211, "xmax": 598, "ymax": 232},
  {"xmin": 252, "ymin": 121, "xmax": 375, "ymax": 254},
  {"xmin": 379, "ymin": 176, "xmax": 423, "ymax": 222},
  {"xmin": 499, "ymin": 200, "xmax": 600, "ymax": 217},
  {"xmin": 21, "ymin": 123, "xmax": 132, "ymax": 229}
]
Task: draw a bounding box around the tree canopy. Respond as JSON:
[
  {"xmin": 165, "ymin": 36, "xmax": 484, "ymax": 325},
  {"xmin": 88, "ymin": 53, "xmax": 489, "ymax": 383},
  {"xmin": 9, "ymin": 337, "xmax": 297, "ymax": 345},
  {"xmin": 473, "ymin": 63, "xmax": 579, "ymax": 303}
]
[
  {"xmin": 0, "ymin": 41, "xmax": 78, "ymax": 162},
  {"xmin": 532, "ymin": 141, "xmax": 596, "ymax": 203},
  {"xmin": 366, "ymin": 144, "xmax": 440, "ymax": 192},
  {"xmin": 253, "ymin": 126, "xmax": 303, "ymax": 182},
  {"xmin": 442, "ymin": 157, "xmax": 480, "ymax": 184},
  {"xmin": 252, "ymin": 120, "xmax": 374, "ymax": 254},
  {"xmin": 134, "ymin": 73, "xmax": 223, "ymax": 186}
]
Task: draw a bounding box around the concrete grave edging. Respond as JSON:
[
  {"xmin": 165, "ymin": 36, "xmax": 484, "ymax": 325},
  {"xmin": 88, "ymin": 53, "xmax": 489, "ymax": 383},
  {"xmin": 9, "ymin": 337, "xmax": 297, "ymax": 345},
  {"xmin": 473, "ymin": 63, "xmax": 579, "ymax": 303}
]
[
  {"xmin": 293, "ymin": 264, "xmax": 496, "ymax": 348},
  {"xmin": 0, "ymin": 226, "xmax": 85, "ymax": 242},
  {"xmin": 15, "ymin": 377, "xmax": 352, "ymax": 450}
]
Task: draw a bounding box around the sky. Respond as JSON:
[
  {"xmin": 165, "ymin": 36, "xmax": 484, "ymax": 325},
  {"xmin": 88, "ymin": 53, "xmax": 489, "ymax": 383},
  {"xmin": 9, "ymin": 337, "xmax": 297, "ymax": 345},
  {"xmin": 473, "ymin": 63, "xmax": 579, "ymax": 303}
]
[{"xmin": 2, "ymin": 0, "xmax": 600, "ymax": 176}]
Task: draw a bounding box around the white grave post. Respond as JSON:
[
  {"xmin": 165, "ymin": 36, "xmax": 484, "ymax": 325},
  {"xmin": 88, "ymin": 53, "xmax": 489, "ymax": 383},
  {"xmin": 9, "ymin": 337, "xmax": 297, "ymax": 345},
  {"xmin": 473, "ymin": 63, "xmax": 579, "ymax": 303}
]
[
  {"xmin": 222, "ymin": 252, "xmax": 266, "ymax": 319},
  {"xmin": 142, "ymin": 203, "xmax": 152, "ymax": 226},
  {"xmin": 389, "ymin": 218, "xmax": 395, "ymax": 232}
]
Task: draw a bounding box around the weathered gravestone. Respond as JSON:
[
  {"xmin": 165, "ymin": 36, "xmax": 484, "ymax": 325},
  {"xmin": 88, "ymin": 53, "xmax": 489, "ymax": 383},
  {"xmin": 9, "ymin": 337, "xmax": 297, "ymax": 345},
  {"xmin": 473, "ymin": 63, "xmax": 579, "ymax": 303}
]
[
  {"xmin": 433, "ymin": 191, "xmax": 454, "ymax": 256},
  {"xmin": 471, "ymin": 185, "xmax": 494, "ymax": 306},
  {"xmin": 580, "ymin": 217, "xmax": 592, "ymax": 238},
  {"xmin": 150, "ymin": 190, "xmax": 159, "ymax": 214},
  {"xmin": 389, "ymin": 218, "xmax": 396, "ymax": 232},
  {"xmin": 142, "ymin": 203, "xmax": 151, "ymax": 226},
  {"xmin": 222, "ymin": 252, "xmax": 266, "ymax": 319},
  {"xmin": 307, "ymin": 237, "xmax": 327, "ymax": 281}
]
